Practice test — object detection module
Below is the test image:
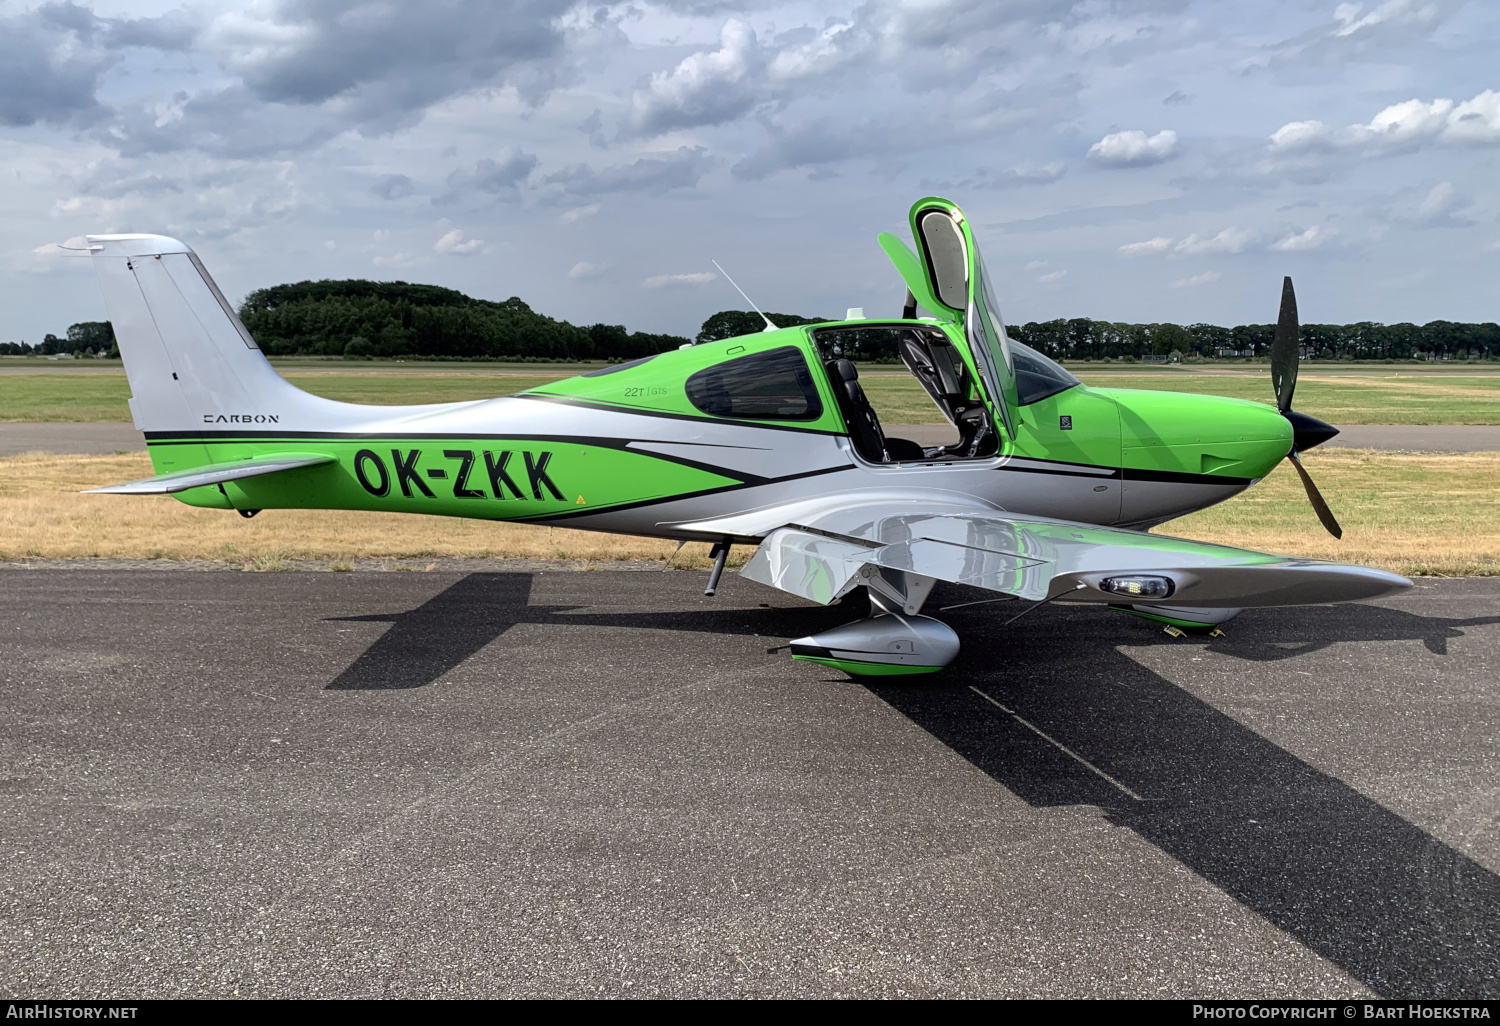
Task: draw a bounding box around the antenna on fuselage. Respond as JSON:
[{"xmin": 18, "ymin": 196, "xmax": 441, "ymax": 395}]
[{"xmin": 711, "ymin": 260, "xmax": 778, "ymax": 331}]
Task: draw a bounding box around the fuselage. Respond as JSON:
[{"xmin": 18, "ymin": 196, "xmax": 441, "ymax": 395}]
[{"xmin": 149, "ymin": 320, "xmax": 1294, "ymax": 541}]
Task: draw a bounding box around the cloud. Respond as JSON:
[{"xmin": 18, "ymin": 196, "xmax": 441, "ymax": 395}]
[
  {"xmin": 643, "ymin": 272, "xmax": 715, "ymax": 289},
  {"xmin": 1037, "ymin": 270, "xmax": 1067, "ymax": 283},
  {"xmin": 1264, "ymin": 0, "xmax": 1464, "ymax": 66},
  {"xmin": 434, "ymin": 229, "xmax": 482, "ymax": 255},
  {"xmin": 560, "ymin": 205, "xmax": 600, "ymax": 224},
  {"xmin": 627, "ymin": 19, "xmax": 767, "ymax": 137},
  {"xmin": 1411, "ymin": 180, "xmax": 1472, "ymax": 226},
  {"xmin": 920, "ymin": 161, "xmax": 1067, "ymax": 194},
  {"xmin": 371, "ymin": 174, "xmax": 414, "ymax": 200},
  {"xmin": 1172, "ymin": 271, "xmax": 1221, "ymax": 288},
  {"xmin": 625, "ymin": 1, "xmax": 1095, "ymax": 144},
  {"xmin": 1174, "ymin": 228, "xmax": 1252, "ymax": 255},
  {"xmin": 1270, "ymin": 89, "xmax": 1500, "ymax": 157},
  {"xmin": 732, "ymin": 117, "xmax": 892, "ymax": 181},
  {"xmin": 437, "ymin": 150, "xmax": 538, "ymax": 204},
  {"xmin": 0, "ymin": 5, "xmax": 127, "ymax": 127},
  {"xmin": 1087, "ymin": 129, "xmax": 1177, "ymax": 168},
  {"xmin": 568, "ymin": 261, "xmax": 607, "ymax": 280},
  {"xmin": 218, "ymin": 0, "xmax": 575, "ymax": 131},
  {"xmin": 1272, "ymin": 226, "xmax": 1336, "ymax": 251},
  {"xmin": 1268, "ymin": 120, "xmax": 1331, "ymax": 152},
  {"xmin": 544, "ymin": 147, "xmax": 714, "ymax": 200},
  {"xmin": 1119, "ymin": 236, "xmax": 1173, "ymax": 257}
]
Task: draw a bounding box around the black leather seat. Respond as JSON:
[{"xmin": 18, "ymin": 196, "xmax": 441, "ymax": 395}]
[{"xmin": 829, "ymin": 359, "xmax": 924, "ymax": 463}]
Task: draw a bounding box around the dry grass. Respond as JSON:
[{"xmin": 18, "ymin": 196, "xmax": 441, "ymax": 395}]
[
  {"xmin": 2, "ymin": 450, "xmax": 1497, "ymax": 576},
  {"xmin": 1159, "ymin": 449, "xmax": 1500, "ymax": 577},
  {"xmin": 0, "ymin": 452, "xmax": 719, "ymax": 568}
]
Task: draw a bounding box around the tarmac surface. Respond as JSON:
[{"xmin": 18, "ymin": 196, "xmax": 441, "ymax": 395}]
[
  {"xmin": 1, "ymin": 570, "xmax": 1497, "ymax": 999},
  {"xmin": 3, "ymin": 421, "xmax": 1500, "ymax": 456}
]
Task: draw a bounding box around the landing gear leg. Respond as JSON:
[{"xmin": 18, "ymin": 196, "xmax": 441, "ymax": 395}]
[{"xmin": 790, "ymin": 569, "xmax": 959, "ymax": 676}]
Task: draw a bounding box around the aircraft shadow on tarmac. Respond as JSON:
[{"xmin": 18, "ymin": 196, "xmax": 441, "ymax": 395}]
[{"xmin": 326, "ymin": 573, "xmax": 1500, "ymax": 999}]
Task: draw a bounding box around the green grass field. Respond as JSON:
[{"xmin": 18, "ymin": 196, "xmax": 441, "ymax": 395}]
[{"xmin": 2, "ymin": 364, "xmax": 1497, "ymax": 424}]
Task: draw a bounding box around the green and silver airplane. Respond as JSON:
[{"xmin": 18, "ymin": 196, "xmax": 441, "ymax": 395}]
[{"xmin": 83, "ymin": 196, "xmax": 1408, "ymax": 675}]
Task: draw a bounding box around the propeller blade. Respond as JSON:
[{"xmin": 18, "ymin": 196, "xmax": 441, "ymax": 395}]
[
  {"xmin": 1287, "ymin": 450, "xmax": 1342, "ymax": 539},
  {"xmin": 1271, "ymin": 276, "xmax": 1299, "ymax": 414}
]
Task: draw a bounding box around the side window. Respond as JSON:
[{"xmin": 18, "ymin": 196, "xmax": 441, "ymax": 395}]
[{"xmin": 685, "ymin": 346, "xmax": 823, "ymax": 421}]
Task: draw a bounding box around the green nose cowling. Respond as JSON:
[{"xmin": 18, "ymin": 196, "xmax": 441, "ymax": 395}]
[{"xmin": 1100, "ymin": 388, "xmax": 1294, "ymax": 481}]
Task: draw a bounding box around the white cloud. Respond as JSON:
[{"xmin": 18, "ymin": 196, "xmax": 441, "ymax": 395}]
[
  {"xmin": 1037, "ymin": 270, "xmax": 1067, "ymax": 283},
  {"xmin": 642, "ymin": 272, "xmax": 715, "ymax": 289},
  {"xmin": 568, "ymin": 261, "xmax": 607, "ymax": 280},
  {"xmin": 1271, "ymin": 89, "xmax": 1500, "ymax": 156},
  {"xmin": 373, "ymin": 252, "xmax": 422, "ymax": 268},
  {"xmin": 1272, "ymin": 226, "xmax": 1336, "ymax": 251},
  {"xmin": 1417, "ymin": 181, "xmax": 1456, "ymax": 220},
  {"xmin": 628, "ymin": 19, "xmax": 766, "ymax": 137},
  {"xmin": 1268, "ymin": 120, "xmax": 1330, "ymax": 152},
  {"xmin": 1119, "ymin": 236, "xmax": 1173, "ymax": 257},
  {"xmin": 560, "ymin": 205, "xmax": 600, "ymax": 225},
  {"xmin": 1087, "ymin": 129, "xmax": 1177, "ymax": 168},
  {"xmin": 1332, "ymin": 0, "xmax": 1447, "ymax": 39},
  {"xmin": 1171, "ymin": 271, "xmax": 1221, "ymax": 288},
  {"xmin": 1174, "ymin": 228, "xmax": 1252, "ymax": 255},
  {"xmin": 434, "ymin": 228, "xmax": 482, "ymax": 255}
]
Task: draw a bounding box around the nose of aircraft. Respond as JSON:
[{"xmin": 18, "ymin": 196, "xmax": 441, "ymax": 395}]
[
  {"xmin": 1102, "ymin": 388, "xmax": 1294, "ymax": 481},
  {"xmin": 1284, "ymin": 408, "xmax": 1340, "ymax": 452}
]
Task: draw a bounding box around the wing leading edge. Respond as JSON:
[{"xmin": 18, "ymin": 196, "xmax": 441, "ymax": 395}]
[{"xmin": 734, "ymin": 502, "xmax": 1409, "ymax": 609}]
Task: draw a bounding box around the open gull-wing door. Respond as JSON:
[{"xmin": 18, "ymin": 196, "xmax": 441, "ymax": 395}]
[{"xmin": 878, "ymin": 197, "xmax": 1021, "ymax": 441}]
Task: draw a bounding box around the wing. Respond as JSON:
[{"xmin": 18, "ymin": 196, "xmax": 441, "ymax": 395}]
[
  {"xmin": 85, "ymin": 453, "xmax": 335, "ymax": 495},
  {"xmin": 710, "ymin": 501, "xmax": 1409, "ymax": 609}
]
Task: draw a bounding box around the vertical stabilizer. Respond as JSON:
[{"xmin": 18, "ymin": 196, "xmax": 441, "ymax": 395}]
[{"xmin": 87, "ymin": 234, "xmax": 306, "ymax": 432}]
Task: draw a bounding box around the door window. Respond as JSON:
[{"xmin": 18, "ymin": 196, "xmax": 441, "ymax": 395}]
[{"xmin": 685, "ymin": 346, "xmax": 823, "ymax": 421}]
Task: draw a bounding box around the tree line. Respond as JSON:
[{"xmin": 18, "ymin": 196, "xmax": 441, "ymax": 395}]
[
  {"xmin": 4, "ymin": 284, "xmax": 1496, "ymax": 362},
  {"xmin": 1007, "ymin": 318, "xmax": 1500, "ymax": 362},
  {"xmin": 0, "ymin": 321, "xmax": 115, "ymax": 357}
]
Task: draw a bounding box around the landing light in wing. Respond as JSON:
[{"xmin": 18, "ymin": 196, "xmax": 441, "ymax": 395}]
[{"xmin": 1100, "ymin": 576, "xmax": 1176, "ymax": 599}]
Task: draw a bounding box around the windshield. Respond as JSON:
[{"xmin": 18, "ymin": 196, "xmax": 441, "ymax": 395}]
[{"xmin": 1012, "ymin": 341, "xmax": 1079, "ymax": 405}]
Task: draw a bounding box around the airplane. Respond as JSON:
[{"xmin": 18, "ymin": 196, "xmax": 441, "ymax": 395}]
[{"xmin": 79, "ymin": 196, "xmax": 1409, "ymax": 676}]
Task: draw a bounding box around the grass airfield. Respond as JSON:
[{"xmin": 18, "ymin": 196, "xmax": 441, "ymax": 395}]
[
  {"xmin": 1, "ymin": 359, "xmax": 1495, "ymax": 575},
  {"xmin": 3, "ymin": 359, "xmax": 1500, "ymax": 425},
  {"xmin": 2, "ymin": 448, "xmax": 1496, "ymax": 577}
]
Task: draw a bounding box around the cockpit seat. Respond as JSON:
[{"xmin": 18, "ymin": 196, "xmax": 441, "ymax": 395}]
[
  {"xmin": 829, "ymin": 358, "xmax": 925, "ymax": 463},
  {"xmin": 883, "ymin": 436, "xmax": 926, "ymax": 462},
  {"xmin": 831, "ymin": 359, "xmax": 885, "ymax": 461}
]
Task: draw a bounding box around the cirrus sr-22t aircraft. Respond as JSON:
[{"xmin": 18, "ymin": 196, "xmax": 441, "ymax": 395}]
[{"xmin": 82, "ymin": 196, "xmax": 1409, "ymax": 675}]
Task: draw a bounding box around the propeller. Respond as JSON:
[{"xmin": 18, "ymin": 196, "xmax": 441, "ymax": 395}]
[{"xmin": 1269, "ymin": 276, "xmax": 1343, "ymax": 539}]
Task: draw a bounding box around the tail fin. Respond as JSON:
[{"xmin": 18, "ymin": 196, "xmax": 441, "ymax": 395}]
[{"xmin": 86, "ymin": 234, "xmax": 310, "ymax": 432}]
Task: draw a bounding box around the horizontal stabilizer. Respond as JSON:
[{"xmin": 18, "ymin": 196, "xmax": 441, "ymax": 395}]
[{"xmin": 85, "ymin": 454, "xmax": 335, "ymax": 495}]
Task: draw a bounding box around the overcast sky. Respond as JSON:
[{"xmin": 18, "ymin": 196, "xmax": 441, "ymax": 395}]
[{"xmin": 3, "ymin": 0, "xmax": 1498, "ymax": 342}]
